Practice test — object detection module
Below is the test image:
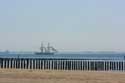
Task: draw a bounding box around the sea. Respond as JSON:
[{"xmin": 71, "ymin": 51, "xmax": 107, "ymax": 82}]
[{"xmin": 0, "ymin": 51, "xmax": 125, "ymax": 60}]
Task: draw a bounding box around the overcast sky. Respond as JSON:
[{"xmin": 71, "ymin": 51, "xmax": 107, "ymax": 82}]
[{"xmin": 0, "ymin": 0, "xmax": 125, "ymax": 52}]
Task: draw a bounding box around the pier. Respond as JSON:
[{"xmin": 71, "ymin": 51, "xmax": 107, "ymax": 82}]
[{"xmin": 0, "ymin": 58, "xmax": 125, "ymax": 71}]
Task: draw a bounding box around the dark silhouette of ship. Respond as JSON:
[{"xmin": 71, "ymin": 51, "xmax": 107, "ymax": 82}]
[{"xmin": 35, "ymin": 42, "xmax": 57, "ymax": 55}]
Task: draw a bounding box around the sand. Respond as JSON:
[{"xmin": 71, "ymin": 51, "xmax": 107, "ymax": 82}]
[{"xmin": 0, "ymin": 69, "xmax": 125, "ymax": 83}]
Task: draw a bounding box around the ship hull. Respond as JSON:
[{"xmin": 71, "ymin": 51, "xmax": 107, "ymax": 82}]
[{"xmin": 35, "ymin": 52, "xmax": 54, "ymax": 55}]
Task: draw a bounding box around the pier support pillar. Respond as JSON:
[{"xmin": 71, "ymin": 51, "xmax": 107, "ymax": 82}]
[
  {"xmin": 35, "ymin": 60, "xmax": 36, "ymax": 70},
  {"xmin": 123, "ymin": 61, "xmax": 125, "ymax": 71},
  {"xmin": 43, "ymin": 60, "xmax": 44, "ymax": 70},
  {"xmin": 115, "ymin": 61, "xmax": 117, "ymax": 71},
  {"xmin": 48, "ymin": 60, "xmax": 50, "ymax": 70},
  {"xmin": 3, "ymin": 59, "xmax": 5, "ymax": 69},
  {"xmin": 15, "ymin": 59, "xmax": 17, "ymax": 69},
  {"xmin": 104, "ymin": 61, "xmax": 105, "ymax": 71},
  {"xmin": 19, "ymin": 59, "xmax": 21, "ymax": 69},
  {"xmin": 5, "ymin": 59, "xmax": 8, "ymax": 69},
  {"xmin": 71, "ymin": 60, "xmax": 73, "ymax": 71},
  {"xmin": 61, "ymin": 60, "xmax": 64, "ymax": 70},
  {"xmin": 39, "ymin": 60, "xmax": 41, "ymax": 70},
  {"xmin": 9, "ymin": 59, "xmax": 11, "ymax": 69},
  {"xmin": 31, "ymin": 59, "xmax": 33, "ymax": 70},
  {"xmin": 28, "ymin": 59, "xmax": 30, "ymax": 69},
  {"xmin": 87, "ymin": 60, "xmax": 88, "ymax": 71},
  {"xmin": 64, "ymin": 60, "xmax": 66, "ymax": 70}
]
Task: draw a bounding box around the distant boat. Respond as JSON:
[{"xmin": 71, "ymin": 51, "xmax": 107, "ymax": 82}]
[{"xmin": 35, "ymin": 42, "xmax": 58, "ymax": 55}]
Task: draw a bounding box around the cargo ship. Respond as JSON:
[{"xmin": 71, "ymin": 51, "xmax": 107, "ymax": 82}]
[{"xmin": 35, "ymin": 42, "xmax": 57, "ymax": 55}]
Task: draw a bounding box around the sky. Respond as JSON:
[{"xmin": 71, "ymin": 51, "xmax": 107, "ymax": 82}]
[{"xmin": 0, "ymin": 0, "xmax": 125, "ymax": 52}]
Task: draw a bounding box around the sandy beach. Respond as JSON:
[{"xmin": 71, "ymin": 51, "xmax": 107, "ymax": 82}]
[{"xmin": 0, "ymin": 69, "xmax": 125, "ymax": 83}]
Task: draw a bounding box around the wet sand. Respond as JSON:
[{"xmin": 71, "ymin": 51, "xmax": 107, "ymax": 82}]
[{"xmin": 0, "ymin": 69, "xmax": 125, "ymax": 83}]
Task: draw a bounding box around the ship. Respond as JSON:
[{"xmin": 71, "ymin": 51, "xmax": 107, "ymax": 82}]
[{"xmin": 35, "ymin": 42, "xmax": 58, "ymax": 55}]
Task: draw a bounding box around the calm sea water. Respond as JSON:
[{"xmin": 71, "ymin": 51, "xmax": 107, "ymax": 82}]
[{"xmin": 0, "ymin": 52, "xmax": 125, "ymax": 60}]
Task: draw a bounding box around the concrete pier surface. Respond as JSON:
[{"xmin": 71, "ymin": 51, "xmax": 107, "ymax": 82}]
[{"xmin": 0, "ymin": 69, "xmax": 125, "ymax": 83}]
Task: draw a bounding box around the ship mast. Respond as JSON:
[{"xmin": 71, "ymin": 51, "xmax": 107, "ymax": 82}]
[
  {"xmin": 40, "ymin": 42, "xmax": 45, "ymax": 53},
  {"xmin": 47, "ymin": 43, "xmax": 50, "ymax": 53},
  {"xmin": 47, "ymin": 43, "xmax": 58, "ymax": 53},
  {"xmin": 39, "ymin": 42, "xmax": 57, "ymax": 53}
]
